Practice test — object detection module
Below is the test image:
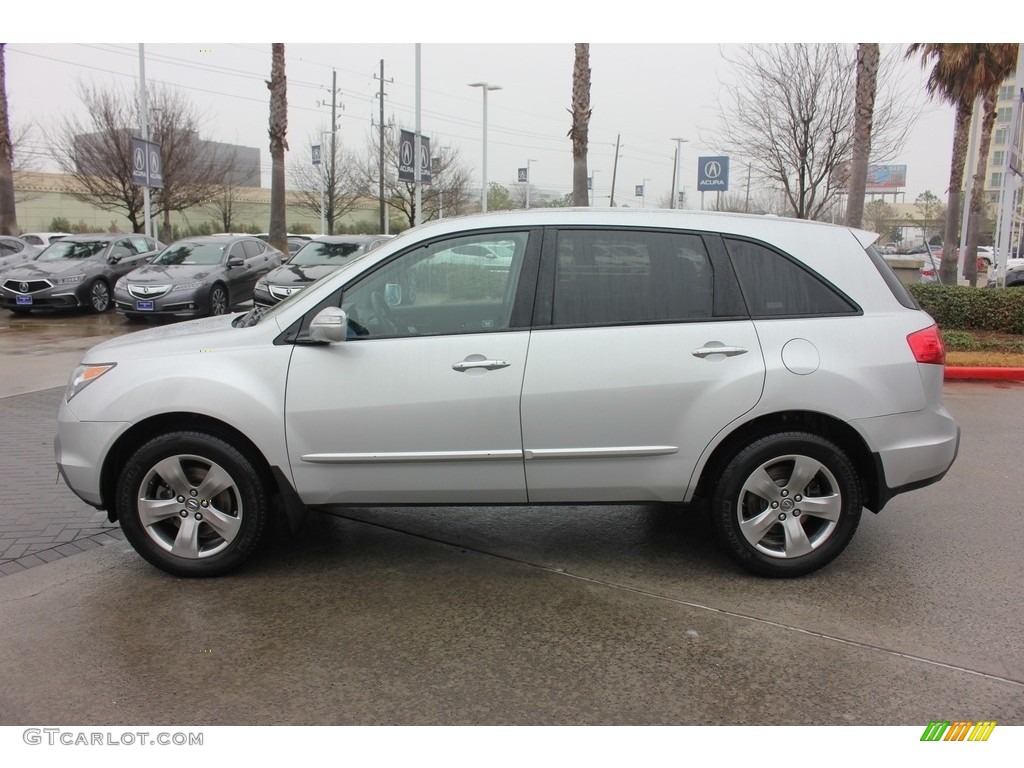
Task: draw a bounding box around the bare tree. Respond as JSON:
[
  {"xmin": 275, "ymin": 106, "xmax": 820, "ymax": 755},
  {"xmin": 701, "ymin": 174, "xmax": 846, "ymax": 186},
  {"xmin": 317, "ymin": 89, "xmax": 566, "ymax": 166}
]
[
  {"xmin": 715, "ymin": 44, "xmax": 915, "ymax": 220},
  {"xmin": 358, "ymin": 123, "xmax": 473, "ymax": 229},
  {"xmin": 267, "ymin": 43, "xmax": 288, "ymax": 253},
  {"xmin": 289, "ymin": 129, "xmax": 367, "ymax": 234},
  {"xmin": 569, "ymin": 43, "xmax": 592, "ymax": 206},
  {"xmin": 0, "ymin": 44, "xmax": 19, "ymax": 235},
  {"xmin": 845, "ymin": 43, "xmax": 880, "ymax": 228},
  {"xmin": 51, "ymin": 82, "xmax": 235, "ymax": 234},
  {"xmin": 862, "ymin": 198, "xmax": 896, "ymax": 238}
]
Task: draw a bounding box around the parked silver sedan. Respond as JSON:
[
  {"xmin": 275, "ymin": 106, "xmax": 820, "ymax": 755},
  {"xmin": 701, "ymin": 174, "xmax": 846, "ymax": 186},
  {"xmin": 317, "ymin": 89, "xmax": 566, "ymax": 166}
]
[{"xmin": 114, "ymin": 234, "xmax": 283, "ymax": 320}]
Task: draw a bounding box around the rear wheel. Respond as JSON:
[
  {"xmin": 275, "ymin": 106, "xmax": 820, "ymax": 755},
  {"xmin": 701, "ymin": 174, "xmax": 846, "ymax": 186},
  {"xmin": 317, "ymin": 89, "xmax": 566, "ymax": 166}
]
[
  {"xmin": 116, "ymin": 431, "xmax": 270, "ymax": 577},
  {"xmin": 711, "ymin": 432, "xmax": 862, "ymax": 577}
]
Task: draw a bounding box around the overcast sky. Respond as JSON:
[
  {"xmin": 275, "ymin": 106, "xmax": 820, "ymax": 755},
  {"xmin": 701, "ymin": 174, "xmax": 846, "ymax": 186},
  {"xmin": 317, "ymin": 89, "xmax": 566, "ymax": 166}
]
[{"xmin": 5, "ymin": 5, "xmax": 1006, "ymax": 211}]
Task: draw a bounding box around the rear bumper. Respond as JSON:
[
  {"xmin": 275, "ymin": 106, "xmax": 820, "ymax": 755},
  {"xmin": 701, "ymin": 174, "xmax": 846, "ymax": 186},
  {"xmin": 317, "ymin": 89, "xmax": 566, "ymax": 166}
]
[{"xmin": 853, "ymin": 407, "xmax": 961, "ymax": 511}]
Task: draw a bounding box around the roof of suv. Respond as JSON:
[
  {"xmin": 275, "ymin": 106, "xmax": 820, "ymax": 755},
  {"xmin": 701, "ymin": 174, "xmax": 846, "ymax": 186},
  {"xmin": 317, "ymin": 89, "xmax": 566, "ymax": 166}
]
[{"xmin": 394, "ymin": 208, "xmax": 879, "ymax": 248}]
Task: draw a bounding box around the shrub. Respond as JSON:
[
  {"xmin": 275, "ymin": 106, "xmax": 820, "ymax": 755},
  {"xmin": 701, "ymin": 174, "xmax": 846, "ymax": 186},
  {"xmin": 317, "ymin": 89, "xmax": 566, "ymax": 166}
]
[
  {"xmin": 49, "ymin": 217, "xmax": 72, "ymax": 232},
  {"xmin": 908, "ymin": 283, "xmax": 1024, "ymax": 334}
]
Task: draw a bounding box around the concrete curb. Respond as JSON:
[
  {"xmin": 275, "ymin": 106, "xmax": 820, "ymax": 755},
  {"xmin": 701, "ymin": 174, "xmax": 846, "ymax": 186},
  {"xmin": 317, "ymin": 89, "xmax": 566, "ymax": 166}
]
[{"xmin": 944, "ymin": 366, "xmax": 1024, "ymax": 382}]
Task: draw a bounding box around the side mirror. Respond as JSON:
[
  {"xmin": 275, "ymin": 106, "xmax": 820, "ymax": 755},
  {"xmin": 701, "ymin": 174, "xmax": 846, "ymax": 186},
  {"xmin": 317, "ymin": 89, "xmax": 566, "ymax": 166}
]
[
  {"xmin": 107, "ymin": 255, "xmax": 121, "ymax": 264},
  {"xmin": 227, "ymin": 257, "xmax": 245, "ymax": 268},
  {"xmin": 309, "ymin": 306, "xmax": 349, "ymax": 343}
]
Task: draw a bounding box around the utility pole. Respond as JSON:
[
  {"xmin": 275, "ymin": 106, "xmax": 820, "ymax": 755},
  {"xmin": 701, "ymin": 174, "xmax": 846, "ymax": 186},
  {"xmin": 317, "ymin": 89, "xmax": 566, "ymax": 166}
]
[
  {"xmin": 316, "ymin": 71, "xmax": 343, "ymax": 234},
  {"xmin": 330, "ymin": 69, "xmax": 337, "ymax": 235},
  {"xmin": 374, "ymin": 60, "xmax": 393, "ymax": 234},
  {"xmin": 609, "ymin": 133, "xmax": 621, "ymax": 207}
]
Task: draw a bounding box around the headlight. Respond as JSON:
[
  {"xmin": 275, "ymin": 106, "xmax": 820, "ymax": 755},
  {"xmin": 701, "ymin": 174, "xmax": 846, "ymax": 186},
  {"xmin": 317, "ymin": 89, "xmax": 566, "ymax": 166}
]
[
  {"xmin": 171, "ymin": 281, "xmax": 204, "ymax": 292},
  {"xmin": 58, "ymin": 274, "xmax": 85, "ymax": 285},
  {"xmin": 66, "ymin": 363, "xmax": 117, "ymax": 402}
]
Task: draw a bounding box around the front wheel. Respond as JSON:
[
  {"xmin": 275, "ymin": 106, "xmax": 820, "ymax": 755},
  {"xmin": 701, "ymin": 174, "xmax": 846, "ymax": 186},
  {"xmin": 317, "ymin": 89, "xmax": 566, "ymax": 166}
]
[
  {"xmin": 88, "ymin": 279, "xmax": 111, "ymax": 313},
  {"xmin": 209, "ymin": 284, "xmax": 229, "ymax": 316},
  {"xmin": 116, "ymin": 431, "xmax": 270, "ymax": 577},
  {"xmin": 711, "ymin": 432, "xmax": 862, "ymax": 577}
]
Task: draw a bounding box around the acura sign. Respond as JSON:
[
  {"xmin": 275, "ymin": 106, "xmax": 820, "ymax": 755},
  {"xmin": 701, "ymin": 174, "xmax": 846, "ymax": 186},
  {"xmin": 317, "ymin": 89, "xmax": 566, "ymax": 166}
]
[{"xmin": 697, "ymin": 156, "xmax": 729, "ymax": 192}]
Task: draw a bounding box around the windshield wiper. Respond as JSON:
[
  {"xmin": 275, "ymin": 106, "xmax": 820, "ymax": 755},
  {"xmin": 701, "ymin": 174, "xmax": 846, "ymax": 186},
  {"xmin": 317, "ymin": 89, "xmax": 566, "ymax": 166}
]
[{"xmin": 234, "ymin": 305, "xmax": 268, "ymax": 328}]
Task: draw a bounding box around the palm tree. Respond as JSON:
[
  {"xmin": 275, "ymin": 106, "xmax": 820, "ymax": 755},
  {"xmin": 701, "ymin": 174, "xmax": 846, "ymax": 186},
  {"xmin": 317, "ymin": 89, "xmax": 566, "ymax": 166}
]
[
  {"xmin": 962, "ymin": 45, "xmax": 1017, "ymax": 285},
  {"xmin": 845, "ymin": 44, "xmax": 880, "ymax": 229},
  {"xmin": 906, "ymin": 44, "xmax": 1017, "ymax": 285},
  {"xmin": 0, "ymin": 44, "xmax": 18, "ymax": 236},
  {"xmin": 267, "ymin": 43, "xmax": 288, "ymax": 255},
  {"xmin": 569, "ymin": 43, "xmax": 591, "ymax": 207}
]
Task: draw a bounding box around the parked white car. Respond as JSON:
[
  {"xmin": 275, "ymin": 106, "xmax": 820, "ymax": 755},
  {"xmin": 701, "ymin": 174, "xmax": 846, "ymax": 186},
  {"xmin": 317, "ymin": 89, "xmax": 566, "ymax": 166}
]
[{"xmin": 55, "ymin": 209, "xmax": 960, "ymax": 578}]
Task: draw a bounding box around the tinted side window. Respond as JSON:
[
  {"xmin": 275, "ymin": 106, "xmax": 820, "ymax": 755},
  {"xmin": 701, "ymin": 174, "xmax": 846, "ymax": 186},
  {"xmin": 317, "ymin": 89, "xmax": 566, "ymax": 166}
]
[
  {"xmin": 340, "ymin": 232, "xmax": 529, "ymax": 339},
  {"xmin": 243, "ymin": 240, "xmax": 266, "ymax": 259},
  {"xmin": 229, "ymin": 243, "xmax": 246, "ymax": 260},
  {"xmin": 552, "ymin": 229, "xmax": 714, "ymax": 326},
  {"xmin": 129, "ymin": 237, "xmax": 153, "ymax": 253},
  {"xmin": 724, "ymin": 237, "xmax": 857, "ymax": 317},
  {"xmin": 0, "ymin": 241, "xmax": 15, "ymax": 256}
]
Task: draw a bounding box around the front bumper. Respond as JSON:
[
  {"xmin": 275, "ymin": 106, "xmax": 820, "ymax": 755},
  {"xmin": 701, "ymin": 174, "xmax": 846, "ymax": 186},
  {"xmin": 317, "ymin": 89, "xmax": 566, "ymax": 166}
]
[
  {"xmin": 114, "ymin": 288, "xmax": 207, "ymax": 317},
  {"xmin": 55, "ymin": 399, "xmax": 130, "ymax": 509},
  {"xmin": 0, "ymin": 285, "xmax": 87, "ymax": 310}
]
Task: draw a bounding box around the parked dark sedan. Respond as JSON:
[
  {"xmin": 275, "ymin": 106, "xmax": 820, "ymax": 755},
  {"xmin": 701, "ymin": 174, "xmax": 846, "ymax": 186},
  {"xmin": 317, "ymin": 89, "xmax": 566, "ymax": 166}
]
[
  {"xmin": 114, "ymin": 234, "xmax": 283, "ymax": 320},
  {"xmin": 253, "ymin": 235, "xmax": 392, "ymax": 307},
  {"xmin": 0, "ymin": 233, "xmax": 162, "ymax": 314}
]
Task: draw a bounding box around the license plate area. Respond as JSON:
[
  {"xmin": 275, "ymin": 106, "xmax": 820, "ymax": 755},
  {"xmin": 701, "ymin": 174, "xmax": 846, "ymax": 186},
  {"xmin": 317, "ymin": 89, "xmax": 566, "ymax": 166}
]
[
  {"xmin": 136, "ymin": 300, "xmax": 154, "ymax": 311},
  {"xmin": 16, "ymin": 295, "xmax": 33, "ymax": 305}
]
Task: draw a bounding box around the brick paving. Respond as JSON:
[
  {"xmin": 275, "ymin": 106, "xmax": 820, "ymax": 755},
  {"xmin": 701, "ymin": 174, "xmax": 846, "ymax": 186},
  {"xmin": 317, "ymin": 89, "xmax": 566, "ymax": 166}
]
[{"xmin": 0, "ymin": 386, "xmax": 125, "ymax": 576}]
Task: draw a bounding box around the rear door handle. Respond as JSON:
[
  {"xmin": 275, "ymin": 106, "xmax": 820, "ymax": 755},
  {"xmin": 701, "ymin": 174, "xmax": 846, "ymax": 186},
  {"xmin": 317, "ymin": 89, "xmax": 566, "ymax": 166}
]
[
  {"xmin": 692, "ymin": 345, "xmax": 748, "ymax": 358},
  {"xmin": 452, "ymin": 359, "xmax": 511, "ymax": 372}
]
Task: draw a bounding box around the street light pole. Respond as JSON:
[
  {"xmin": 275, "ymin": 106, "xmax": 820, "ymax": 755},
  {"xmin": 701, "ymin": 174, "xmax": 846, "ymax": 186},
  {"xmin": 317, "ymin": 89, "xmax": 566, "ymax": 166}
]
[
  {"xmin": 525, "ymin": 158, "xmax": 536, "ymax": 209},
  {"xmin": 670, "ymin": 137, "xmax": 688, "ymax": 209},
  {"xmin": 469, "ymin": 82, "xmax": 501, "ymax": 213}
]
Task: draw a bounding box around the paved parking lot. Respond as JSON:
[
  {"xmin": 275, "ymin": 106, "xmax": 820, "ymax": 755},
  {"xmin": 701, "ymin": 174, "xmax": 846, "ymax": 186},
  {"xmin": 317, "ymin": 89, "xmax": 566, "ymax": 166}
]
[{"xmin": 1, "ymin": 309, "xmax": 1022, "ymax": 730}]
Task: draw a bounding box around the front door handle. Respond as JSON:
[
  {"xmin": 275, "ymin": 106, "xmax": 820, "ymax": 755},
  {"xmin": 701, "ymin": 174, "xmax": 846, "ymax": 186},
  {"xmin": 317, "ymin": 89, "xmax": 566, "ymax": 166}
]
[
  {"xmin": 452, "ymin": 359, "xmax": 511, "ymax": 372},
  {"xmin": 692, "ymin": 345, "xmax": 748, "ymax": 358}
]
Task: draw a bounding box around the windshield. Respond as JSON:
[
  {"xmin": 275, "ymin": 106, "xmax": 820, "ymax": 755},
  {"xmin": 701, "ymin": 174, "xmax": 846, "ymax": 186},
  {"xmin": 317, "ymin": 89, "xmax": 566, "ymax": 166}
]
[
  {"xmin": 38, "ymin": 241, "xmax": 107, "ymax": 261},
  {"xmin": 152, "ymin": 243, "xmax": 227, "ymax": 266},
  {"xmin": 289, "ymin": 241, "xmax": 368, "ymax": 266}
]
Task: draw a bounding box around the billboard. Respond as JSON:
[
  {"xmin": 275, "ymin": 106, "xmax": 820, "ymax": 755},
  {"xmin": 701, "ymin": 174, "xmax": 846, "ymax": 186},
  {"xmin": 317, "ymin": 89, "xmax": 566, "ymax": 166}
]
[{"xmin": 865, "ymin": 164, "xmax": 907, "ymax": 191}]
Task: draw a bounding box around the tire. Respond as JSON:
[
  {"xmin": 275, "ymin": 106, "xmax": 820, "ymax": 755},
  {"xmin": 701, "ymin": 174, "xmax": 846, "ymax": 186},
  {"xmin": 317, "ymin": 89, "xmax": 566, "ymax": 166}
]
[
  {"xmin": 209, "ymin": 284, "xmax": 229, "ymax": 316},
  {"xmin": 710, "ymin": 432, "xmax": 862, "ymax": 577},
  {"xmin": 88, "ymin": 279, "xmax": 111, "ymax": 313},
  {"xmin": 116, "ymin": 431, "xmax": 270, "ymax": 577}
]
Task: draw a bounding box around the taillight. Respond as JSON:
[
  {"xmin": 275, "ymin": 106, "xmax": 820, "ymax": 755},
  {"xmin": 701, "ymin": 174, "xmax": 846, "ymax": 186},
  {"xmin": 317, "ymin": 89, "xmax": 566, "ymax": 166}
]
[{"xmin": 907, "ymin": 324, "xmax": 946, "ymax": 365}]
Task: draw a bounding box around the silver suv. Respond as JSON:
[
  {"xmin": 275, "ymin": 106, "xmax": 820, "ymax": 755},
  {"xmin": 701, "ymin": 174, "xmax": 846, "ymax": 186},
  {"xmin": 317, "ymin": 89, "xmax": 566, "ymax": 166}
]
[{"xmin": 55, "ymin": 210, "xmax": 960, "ymax": 578}]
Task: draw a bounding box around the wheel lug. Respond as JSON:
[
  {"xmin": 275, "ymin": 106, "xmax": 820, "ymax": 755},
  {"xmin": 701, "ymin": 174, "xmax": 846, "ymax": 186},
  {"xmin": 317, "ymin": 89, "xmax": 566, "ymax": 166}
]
[
  {"xmin": 195, "ymin": 513, "xmax": 203, "ymax": 521},
  {"xmin": 794, "ymin": 510, "xmax": 801, "ymax": 517},
  {"xmin": 771, "ymin": 501, "xmax": 779, "ymax": 509},
  {"xmin": 201, "ymin": 500, "xmax": 209, "ymax": 507},
  {"xmin": 778, "ymin": 513, "xmax": 786, "ymax": 520},
  {"xmin": 781, "ymin": 490, "xmax": 789, "ymax": 497},
  {"xmin": 177, "ymin": 496, "xmax": 185, "ymax": 503},
  {"xmin": 179, "ymin": 510, "xmax": 188, "ymax": 518},
  {"xmin": 189, "ymin": 489, "xmax": 198, "ymax": 497},
  {"xmin": 795, "ymin": 495, "xmax": 802, "ymax": 502}
]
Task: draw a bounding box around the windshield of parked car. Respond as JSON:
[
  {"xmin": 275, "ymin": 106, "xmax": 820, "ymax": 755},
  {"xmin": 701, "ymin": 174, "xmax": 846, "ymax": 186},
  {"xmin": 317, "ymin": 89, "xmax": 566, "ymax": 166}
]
[
  {"xmin": 152, "ymin": 243, "xmax": 226, "ymax": 266},
  {"xmin": 289, "ymin": 241, "xmax": 368, "ymax": 266},
  {"xmin": 38, "ymin": 241, "xmax": 107, "ymax": 261}
]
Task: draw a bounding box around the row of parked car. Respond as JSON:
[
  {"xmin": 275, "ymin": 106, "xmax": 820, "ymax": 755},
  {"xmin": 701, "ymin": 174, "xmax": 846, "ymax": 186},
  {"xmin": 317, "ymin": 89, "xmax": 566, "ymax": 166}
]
[{"xmin": 0, "ymin": 231, "xmax": 394, "ymax": 319}]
